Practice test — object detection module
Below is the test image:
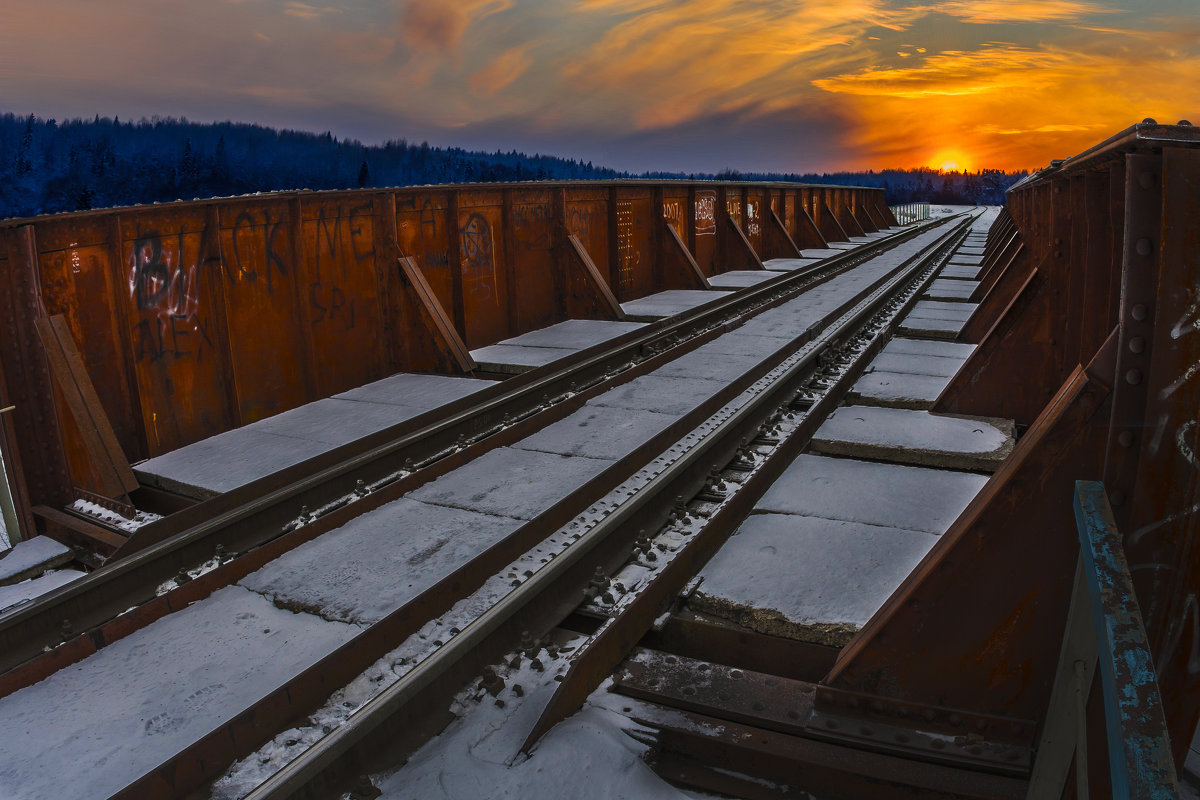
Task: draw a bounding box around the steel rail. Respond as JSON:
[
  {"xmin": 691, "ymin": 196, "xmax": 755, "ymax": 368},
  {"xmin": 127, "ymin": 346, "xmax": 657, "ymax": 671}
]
[
  {"xmin": 0, "ymin": 216, "xmax": 955, "ymax": 672},
  {"xmin": 235, "ymin": 216, "xmax": 974, "ymax": 800}
]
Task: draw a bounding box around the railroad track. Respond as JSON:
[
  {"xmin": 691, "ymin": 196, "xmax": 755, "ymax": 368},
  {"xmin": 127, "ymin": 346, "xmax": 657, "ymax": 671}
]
[{"xmin": 0, "ymin": 212, "xmax": 974, "ymax": 800}]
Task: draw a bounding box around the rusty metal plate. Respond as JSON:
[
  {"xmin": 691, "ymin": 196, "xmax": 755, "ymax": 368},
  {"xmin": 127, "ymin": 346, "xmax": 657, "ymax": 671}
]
[
  {"xmin": 299, "ymin": 197, "xmax": 386, "ymax": 397},
  {"xmin": 217, "ymin": 202, "xmax": 311, "ymax": 424},
  {"xmin": 510, "ymin": 197, "xmax": 559, "ymax": 334},
  {"xmin": 457, "ymin": 203, "xmax": 509, "ymax": 347},
  {"xmin": 693, "ymin": 190, "xmax": 717, "ymax": 276},
  {"xmin": 120, "ymin": 209, "xmax": 236, "ymax": 455},
  {"xmin": 395, "ymin": 191, "xmax": 454, "ymax": 315},
  {"xmin": 745, "ymin": 191, "xmax": 765, "ymax": 256}
]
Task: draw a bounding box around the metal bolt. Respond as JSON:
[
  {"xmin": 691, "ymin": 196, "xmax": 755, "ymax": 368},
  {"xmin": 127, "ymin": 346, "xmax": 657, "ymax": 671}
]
[
  {"xmin": 1118, "ymin": 430, "xmax": 1134, "ymax": 448},
  {"xmin": 1142, "ymin": 117, "xmax": 1157, "ymax": 125},
  {"xmin": 1131, "ymin": 303, "xmax": 1148, "ymax": 321},
  {"xmin": 1126, "ymin": 368, "xmax": 1143, "ymax": 386},
  {"xmin": 1129, "ymin": 336, "xmax": 1146, "ymax": 354},
  {"xmin": 949, "ymin": 714, "xmax": 963, "ymax": 727},
  {"xmin": 1180, "ymin": 120, "xmax": 1194, "ymax": 127},
  {"xmin": 1136, "ymin": 238, "xmax": 1153, "ymax": 256}
]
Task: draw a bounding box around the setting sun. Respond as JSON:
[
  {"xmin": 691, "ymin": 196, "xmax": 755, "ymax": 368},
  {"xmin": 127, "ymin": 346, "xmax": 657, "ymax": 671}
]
[{"xmin": 929, "ymin": 151, "xmax": 973, "ymax": 172}]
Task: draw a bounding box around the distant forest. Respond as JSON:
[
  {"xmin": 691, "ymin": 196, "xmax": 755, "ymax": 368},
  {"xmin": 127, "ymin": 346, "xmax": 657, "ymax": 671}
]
[{"xmin": 0, "ymin": 113, "xmax": 1026, "ymax": 220}]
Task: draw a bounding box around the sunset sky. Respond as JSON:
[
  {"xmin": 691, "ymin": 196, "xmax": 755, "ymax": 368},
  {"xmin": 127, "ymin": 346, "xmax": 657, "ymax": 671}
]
[{"xmin": 2, "ymin": 0, "xmax": 1198, "ymax": 173}]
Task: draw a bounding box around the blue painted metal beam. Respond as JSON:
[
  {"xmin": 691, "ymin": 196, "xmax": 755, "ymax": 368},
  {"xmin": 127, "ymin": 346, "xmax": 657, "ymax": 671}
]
[{"xmin": 1074, "ymin": 480, "xmax": 1179, "ymax": 799}]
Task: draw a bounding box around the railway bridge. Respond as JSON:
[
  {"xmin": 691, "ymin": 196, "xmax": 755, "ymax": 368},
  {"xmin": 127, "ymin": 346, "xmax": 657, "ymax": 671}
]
[{"xmin": 0, "ymin": 120, "xmax": 1197, "ymax": 799}]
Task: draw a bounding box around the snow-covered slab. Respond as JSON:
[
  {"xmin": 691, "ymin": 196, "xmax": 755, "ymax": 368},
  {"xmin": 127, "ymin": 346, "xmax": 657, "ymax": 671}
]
[
  {"xmin": 239, "ymin": 498, "xmax": 522, "ymax": 625},
  {"xmin": 470, "ymin": 344, "xmax": 575, "ymax": 374},
  {"xmin": 909, "ymin": 300, "xmax": 977, "ymax": 322},
  {"xmin": 755, "ymin": 454, "xmax": 987, "ymax": 534},
  {"xmin": 763, "ymin": 257, "xmax": 823, "ymax": 272},
  {"xmin": 691, "ymin": 513, "xmax": 936, "ymax": 645},
  {"xmin": 514, "ymin": 404, "xmax": 681, "ymax": 461},
  {"xmin": 254, "ymin": 397, "xmax": 425, "ymax": 447},
  {"xmin": 924, "ymin": 279, "xmax": 978, "ymax": 301},
  {"xmin": 589, "ymin": 374, "xmax": 727, "ymax": 416},
  {"xmin": 135, "ymin": 428, "xmax": 335, "ymax": 498},
  {"xmin": 941, "ymin": 265, "xmax": 982, "ymax": 280},
  {"xmin": 0, "ymin": 535, "xmax": 73, "ymax": 586},
  {"xmin": 0, "ymin": 585, "xmax": 356, "ymax": 800},
  {"xmin": 334, "ymin": 373, "xmax": 496, "ymax": 409},
  {"xmin": 811, "ymin": 405, "xmax": 1015, "ymax": 471},
  {"xmin": 827, "ymin": 241, "xmax": 859, "ymax": 249},
  {"xmin": 847, "ymin": 236, "xmax": 873, "ymax": 243},
  {"xmin": 898, "ymin": 316, "xmax": 966, "ymax": 339},
  {"xmin": 736, "ymin": 313, "xmax": 811, "ymax": 341},
  {"xmin": 799, "ymin": 248, "xmax": 851, "ymax": 259},
  {"xmin": 958, "ymin": 246, "xmax": 986, "ymax": 255},
  {"xmin": 489, "ymin": 319, "xmax": 647, "ymax": 350},
  {"xmin": 949, "ymin": 258, "xmax": 984, "ymax": 268},
  {"xmin": 868, "ymin": 351, "xmax": 963, "ymax": 378},
  {"xmin": 408, "ymin": 446, "xmax": 612, "ymax": 520},
  {"xmin": 620, "ymin": 289, "xmax": 723, "ymax": 321},
  {"xmin": 0, "ymin": 569, "xmax": 86, "ymax": 614},
  {"xmin": 883, "ymin": 337, "xmax": 976, "ymax": 360},
  {"xmin": 706, "ymin": 270, "xmax": 779, "ymax": 290},
  {"xmin": 653, "ymin": 343, "xmax": 765, "ymax": 383},
  {"xmin": 698, "ymin": 331, "xmax": 795, "ymax": 358},
  {"xmin": 469, "ymin": 318, "xmax": 647, "ymax": 371},
  {"xmin": 850, "ymin": 370, "xmax": 953, "ymax": 409}
]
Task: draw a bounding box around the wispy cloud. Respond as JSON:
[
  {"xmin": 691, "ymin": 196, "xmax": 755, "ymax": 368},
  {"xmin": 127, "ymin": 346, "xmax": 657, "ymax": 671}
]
[
  {"xmin": 283, "ymin": 2, "xmax": 342, "ymax": 19},
  {"xmin": 919, "ymin": 0, "xmax": 1116, "ymax": 25}
]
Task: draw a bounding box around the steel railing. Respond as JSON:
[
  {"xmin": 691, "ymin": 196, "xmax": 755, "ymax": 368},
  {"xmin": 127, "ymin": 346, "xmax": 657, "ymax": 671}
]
[{"xmin": 1027, "ymin": 481, "xmax": 1179, "ymax": 799}]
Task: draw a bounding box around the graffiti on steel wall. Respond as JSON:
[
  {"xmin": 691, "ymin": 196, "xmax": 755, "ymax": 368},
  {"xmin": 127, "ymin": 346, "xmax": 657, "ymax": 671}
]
[
  {"xmin": 1129, "ymin": 281, "xmax": 1200, "ymax": 675},
  {"xmin": 568, "ymin": 206, "xmax": 597, "ymax": 244},
  {"xmin": 695, "ymin": 192, "xmax": 716, "ymax": 236},
  {"xmin": 513, "ymin": 204, "xmax": 551, "ymax": 251},
  {"xmin": 309, "ymin": 203, "xmax": 374, "ymax": 331},
  {"xmin": 616, "ymin": 200, "xmax": 638, "ymax": 292},
  {"xmin": 129, "ymin": 228, "xmax": 216, "ymax": 363},
  {"xmin": 663, "ymin": 200, "xmax": 684, "ymax": 233},
  {"xmin": 746, "ymin": 201, "xmax": 761, "ymax": 238},
  {"xmin": 460, "ymin": 212, "xmax": 499, "ymax": 304}
]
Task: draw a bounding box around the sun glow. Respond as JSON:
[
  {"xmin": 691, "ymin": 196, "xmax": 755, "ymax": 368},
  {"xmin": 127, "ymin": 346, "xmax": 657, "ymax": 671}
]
[{"xmin": 930, "ymin": 151, "xmax": 972, "ymax": 172}]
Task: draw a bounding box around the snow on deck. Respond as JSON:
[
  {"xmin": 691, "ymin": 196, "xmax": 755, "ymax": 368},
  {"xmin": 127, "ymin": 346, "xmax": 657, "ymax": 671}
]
[
  {"xmin": 0, "ymin": 217, "xmax": 962, "ymax": 800},
  {"xmin": 134, "ymin": 373, "xmax": 497, "ymax": 498},
  {"xmin": 619, "ymin": 289, "xmax": 724, "ymax": 321},
  {"xmin": 812, "ymin": 405, "xmax": 1014, "ymax": 472},
  {"xmin": 0, "ymin": 585, "xmax": 358, "ymax": 800},
  {"xmin": 471, "ymin": 319, "xmax": 648, "ymax": 374}
]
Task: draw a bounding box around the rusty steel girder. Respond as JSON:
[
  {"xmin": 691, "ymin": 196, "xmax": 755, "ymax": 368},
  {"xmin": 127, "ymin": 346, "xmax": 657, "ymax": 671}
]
[
  {"xmin": 827, "ymin": 121, "xmax": 1200, "ymax": 783},
  {"xmin": 0, "ymin": 180, "xmax": 888, "ymax": 543}
]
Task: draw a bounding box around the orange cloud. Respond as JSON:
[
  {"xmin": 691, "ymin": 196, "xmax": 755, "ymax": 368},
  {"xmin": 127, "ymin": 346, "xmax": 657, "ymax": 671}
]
[
  {"xmin": 399, "ymin": 0, "xmax": 511, "ymax": 52},
  {"xmin": 812, "ymin": 39, "xmax": 1200, "ymax": 169},
  {"xmin": 469, "ymin": 44, "xmax": 534, "ymax": 95},
  {"xmin": 923, "ymin": 0, "xmax": 1115, "ymax": 24},
  {"xmin": 560, "ymin": 0, "xmax": 922, "ymax": 129}
]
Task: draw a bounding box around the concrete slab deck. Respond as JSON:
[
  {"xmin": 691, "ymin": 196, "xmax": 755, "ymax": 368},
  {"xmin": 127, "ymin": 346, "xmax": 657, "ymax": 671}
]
[
  {"xmin": 850, "ymin": 370, "xmax": 953, "ymax": 409},
  {"xmin": 408, "ymin": 446, "xmax": 613, "ymax": 520},
  {"xmin": 811, "ymin": 405, "xmax": 1015, "ymax": 471},
  {"xmin": 620, "ymin": 290, "xmax": 723, "ymax": 321},
  {"xmin": 706, "ymin": 271, "xmax": 780, "ymax": 289},
  {"xmin": 0, "ymin": 535, "xmax": 73, "ymax": 586},
  {"xmin": 692, "ymin": 514, "xmax": 937, "ymax": 645}
]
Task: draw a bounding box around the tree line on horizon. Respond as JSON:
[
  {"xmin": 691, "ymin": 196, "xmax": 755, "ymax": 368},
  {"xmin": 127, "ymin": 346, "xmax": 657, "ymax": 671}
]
[{"xmin": 0, "ymin": 113, "xmax": 1027, "ymax": 220}]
